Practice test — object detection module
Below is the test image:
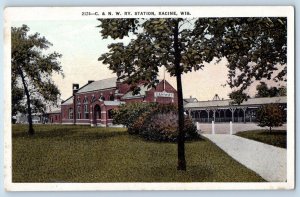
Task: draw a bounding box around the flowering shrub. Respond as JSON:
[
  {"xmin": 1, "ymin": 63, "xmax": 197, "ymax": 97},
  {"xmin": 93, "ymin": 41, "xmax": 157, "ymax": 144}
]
[
  {"xmin": 112, "ymin": 102, "xmax": 156, "ymax": 134},
  {"xmin": 139, "ymin": 112, "xmax": 199, "ymax": 142},
  {"xmin": 113, "ymin": 102, "xmax": 199, "ymax": 142}
]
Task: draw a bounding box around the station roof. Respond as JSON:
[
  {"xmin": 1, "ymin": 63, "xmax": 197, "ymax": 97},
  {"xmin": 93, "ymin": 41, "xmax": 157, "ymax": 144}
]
[
  {"xmin": 184, "ymin": 96, "xmax": 287, "ymax": 109},
  {"xmin": 61, "ymin": 96, "xmax": 73, "ymax": 105},
  {"xmin": 77, "ymin": 77, "xmax": 117, "ymax": 93},
  {"xmin": 47, "ymin": 109, "xmax": 61, "ymax": 114}
]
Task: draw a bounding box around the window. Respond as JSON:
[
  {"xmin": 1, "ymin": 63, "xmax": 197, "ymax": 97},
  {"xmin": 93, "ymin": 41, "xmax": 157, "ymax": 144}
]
[
  {"xmin": 83, "ymin": 97, "xmax": 89, "ymax": 119},
  {"xmin": 109, "ymin": 94, "xmax": 115, "ymax": 101},
  {"xmin": 77, "ymin": 105, "xmax": 81, "ymax": 119},
  {"xmin": 77, "ymin": 97, "xmax": 81, "ymax": 105},
  {"xmin": 100, "ymin": 95, "xmax": 105, "ymax": 101},
  {"xmin": 68, "ymin": 108, "xmax": 73, "ymax": 119},
  {"xmin": 84, "ymin": 105, "xmax": 89, "ymax": 119},
  {"xmin": 108, "ymin": 109, "xmax": 114, "ymax": 119},
  {"xmin": 91, "ymin": 95, "xmax": 95, "ymax": 103}
]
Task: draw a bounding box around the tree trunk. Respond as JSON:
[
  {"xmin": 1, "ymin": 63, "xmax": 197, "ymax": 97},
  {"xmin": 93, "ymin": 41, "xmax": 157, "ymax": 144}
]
[
  {"xmin": 18, "ymin": 66, "xmax": 34, "ymax": 135},
  {"xmin": 173, "ymin": 19, "xmax": 186, "ymax": 171},
  {"xmin": 269, "ymin": 127, "xmax": 272, "ymax": 133}
]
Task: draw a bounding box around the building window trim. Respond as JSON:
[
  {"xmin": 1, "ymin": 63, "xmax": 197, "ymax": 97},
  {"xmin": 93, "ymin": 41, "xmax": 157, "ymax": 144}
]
[
  {"xmin": 77, "ymin": 97, "xmax": 81, "ymax": 105},
  {"xmin": 77, "ymin": 105, "xmax": 81, "ymax": 119},
  {"xmin": 68, "ymin": 108, "xmax": 73, "ymax": 119}
]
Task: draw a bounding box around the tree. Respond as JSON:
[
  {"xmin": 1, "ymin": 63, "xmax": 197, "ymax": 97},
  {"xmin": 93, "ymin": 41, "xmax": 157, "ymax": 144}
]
[
  {"xmin": 11, "ymin": 25, "xmax": 63, "ymax": 135},
  {"xmin": 256, "ymin": 103, "xmax": 285, "ymax": 133},
  {"xmin": 97, "ymin": 17, "xmax": 287, "ymax": 170},
  {"xmin": 229, "ymin": 90, "xmax": 249, "ymax": 105},
  {"xmin": 199, "ymin": 18, "xmax": 287, "ymax": 98},
  {"xmin": 255, "ymin": 82, "xmax": 287, "ymax": 98},
  {"xmin": 278, "ymin": 86, "xmax": 287, "ymax": 96},
  {"xmin": 98, "ymin": 18, "xmax": 217, "ymax": 171}
]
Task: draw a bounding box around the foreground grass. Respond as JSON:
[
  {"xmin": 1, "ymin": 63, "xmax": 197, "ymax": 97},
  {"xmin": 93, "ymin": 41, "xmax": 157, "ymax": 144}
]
[
  {"xmin": 12, "ymin": 124, "xmax": 265, "ymax": 182},
  {"xmin": 235, "ymin": 130, "xmax": 286, "ymax": 149}
]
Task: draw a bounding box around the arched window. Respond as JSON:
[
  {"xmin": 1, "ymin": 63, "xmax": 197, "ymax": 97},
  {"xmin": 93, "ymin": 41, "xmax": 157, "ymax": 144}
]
[{"xmin": 68, "ymin": 108, "xmax": 73, "ymax": 119}]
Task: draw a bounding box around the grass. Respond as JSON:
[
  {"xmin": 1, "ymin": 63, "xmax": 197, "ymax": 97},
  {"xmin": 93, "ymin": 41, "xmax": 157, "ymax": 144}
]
[
  {"xmin": 235, "ymin": 130, "xmax": 286, "ymax": 149},
  {"xmin": 12, "ymin": 124, "xmax": 265, "ymax": 182}
]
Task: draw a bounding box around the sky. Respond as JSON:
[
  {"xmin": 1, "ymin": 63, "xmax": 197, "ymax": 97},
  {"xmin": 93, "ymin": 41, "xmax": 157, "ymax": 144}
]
[{"xmin": 11, "ymin": 19, "xmax": 285, "ymax": 102}]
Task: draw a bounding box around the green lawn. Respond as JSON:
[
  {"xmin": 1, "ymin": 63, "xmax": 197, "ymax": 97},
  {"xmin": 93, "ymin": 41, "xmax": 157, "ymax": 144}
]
[
  {"xmin": 235, "ymin": 130, "xmax": 287, "ymax": 149},
  {"xmin": 12, "ymin": 124, "xmax": 265, "ymax": 182}
]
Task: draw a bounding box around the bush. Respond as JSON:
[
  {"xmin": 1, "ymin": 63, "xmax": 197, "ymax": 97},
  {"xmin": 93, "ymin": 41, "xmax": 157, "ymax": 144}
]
[
  {"xmin": 113, "ymin": 102, "xmax": 200, "ymax": 142},
  {"xmin": 112, "ymin": 102, "xmax": 156, "ymax": 133},
  {"xmin": 139, "ymin": 112, "xmax": 199, "ymax": 142}
]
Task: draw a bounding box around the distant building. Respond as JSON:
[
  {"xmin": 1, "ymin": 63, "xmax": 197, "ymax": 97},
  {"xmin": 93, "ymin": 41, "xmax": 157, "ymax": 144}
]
[
  {"xmin": 47, "ymin": 109, "xmax": 62, "ymax": 124},
  {"xmin": 60, "ymin": 77, "xmax": 177, "ymax": 126},
  {"xmin": 184, "ymin": 96, "xmax": 287, "ymax": 123},
  {"xmin": 183, "ymin": 96, "xmax": 198, "ymax": 106},
  {"xmin": 15, "ymin": 112, "xmax": 46, "ymax": 124}
]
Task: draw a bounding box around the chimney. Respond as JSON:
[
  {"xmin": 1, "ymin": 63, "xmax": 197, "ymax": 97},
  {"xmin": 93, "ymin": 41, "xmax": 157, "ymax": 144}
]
[
  {"xmin": 88, "ymin": 80, "xmax": 94, "ymax": 84},
  {"xmin": 73, "ymin": 83, "xmax": 79, "ymax": 94}
]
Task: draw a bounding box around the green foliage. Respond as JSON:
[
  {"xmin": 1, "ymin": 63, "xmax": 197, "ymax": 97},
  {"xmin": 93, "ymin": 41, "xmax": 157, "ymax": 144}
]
[
  {"xmin": 11, "ymin": 24, "xmax": 63, "ymax": 134},
  {"xmin": 255, "ymin": 82, "xmax": 287, "ymax": 98},
  {"xmin": 139, "ymin": 112, "xmax": 199, "ymax": 142},
  {"xmin": 195, "ymin": 18, "xmax": 287, "ymax": 91},
  {"xmin": 112, "ymin": 102, "xmax": 158, "ymax": 132},
  {"xmin": 112, "ymin": 102, "xmax": 199, "ymax": 142},
  {"xmin": 98, "ymin": 18, "xmax": 211, "ymax": 91},
  {"xmin": 12, "ymin": 124, "xmax": 264, "ymax": 182},
  {"xmin": 236, "ymin": 130, "xmax": 286, "ymax": 148},
  {"xmin": 256, "ymin": 104, "xmax": 286, "ymax": 132},
  {"xmin": 98, "ymin": 18, "xmax": 286, "ymax": 96},
  {"xmin": 12, "ymin": 85, "xmax": 25, "ymax": 116},
  {"xmin": 229, "ymin": 90, "xmax": 250, "ymax": 105},
  {"xmin": 11, "ymin": 25, "xmax": 63, "ymax": 114}
]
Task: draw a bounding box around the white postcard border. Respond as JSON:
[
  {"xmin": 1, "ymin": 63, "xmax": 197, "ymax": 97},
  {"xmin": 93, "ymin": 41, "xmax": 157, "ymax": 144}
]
[{"xmin": 4, "ymin": 6, "xmax": 295, "ymax": 191}]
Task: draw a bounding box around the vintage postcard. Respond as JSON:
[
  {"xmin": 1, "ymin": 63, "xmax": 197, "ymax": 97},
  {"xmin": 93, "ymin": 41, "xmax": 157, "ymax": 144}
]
[{"xmin": 4, "ymin": 6, "xmax": 294, "ymax": 191}]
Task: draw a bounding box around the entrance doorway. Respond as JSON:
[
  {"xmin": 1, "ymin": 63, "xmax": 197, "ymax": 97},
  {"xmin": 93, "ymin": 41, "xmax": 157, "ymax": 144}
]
[{"xmin": 93, "ymin": 104, "xmax": 101, "ymax": 125}]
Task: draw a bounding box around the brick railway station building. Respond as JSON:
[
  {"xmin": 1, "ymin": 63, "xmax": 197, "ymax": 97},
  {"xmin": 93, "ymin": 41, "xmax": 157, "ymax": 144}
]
[
  {"xmin": 45, "ymin": 77, "xmax": 287, "ymax": 126},
  {"xmin": 52, "ymin": 77, "xmax": 177, "ymax": 126}
]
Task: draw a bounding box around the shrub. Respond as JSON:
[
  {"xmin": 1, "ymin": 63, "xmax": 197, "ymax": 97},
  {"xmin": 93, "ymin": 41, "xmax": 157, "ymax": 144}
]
[
  {"xmin": 112, "ymin": 102, "xmax": 156, "ymax": 133},
  {"xmin": 139, "ymin": 112, "xmax": 199, "ymax": 142},
  {"xmin": 113, "ymin": 102, "xmax": 200, "ymax": 142}
]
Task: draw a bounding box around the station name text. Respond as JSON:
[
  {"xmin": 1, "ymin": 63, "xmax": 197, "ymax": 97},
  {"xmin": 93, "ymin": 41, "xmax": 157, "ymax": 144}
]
[{"xmin": 82, "ymin": 11, "xmax": 191, "ymax": 16}]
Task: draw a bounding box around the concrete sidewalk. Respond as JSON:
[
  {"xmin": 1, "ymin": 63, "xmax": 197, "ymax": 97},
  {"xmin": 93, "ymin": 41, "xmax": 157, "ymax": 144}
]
[{"xmin": 203, "ymin": 134, "xmax": 287, "ymax": 182}]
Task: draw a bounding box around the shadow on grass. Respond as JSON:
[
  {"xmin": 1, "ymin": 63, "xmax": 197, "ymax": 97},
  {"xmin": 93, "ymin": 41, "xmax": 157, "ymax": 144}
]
[
  {"xmin": 236, "ymin": 130, "xmax": 287, "ymax": 148},
  {"xmin": 257, "ymin": 130, "xmax": 287, "ymax": 136}
]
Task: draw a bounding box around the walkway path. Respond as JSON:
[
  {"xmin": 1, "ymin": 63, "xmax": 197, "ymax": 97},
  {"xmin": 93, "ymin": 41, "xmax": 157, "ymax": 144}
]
[{"xmin": 203, "ymin": 134, "xmax": 287, "ymax": 182}]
